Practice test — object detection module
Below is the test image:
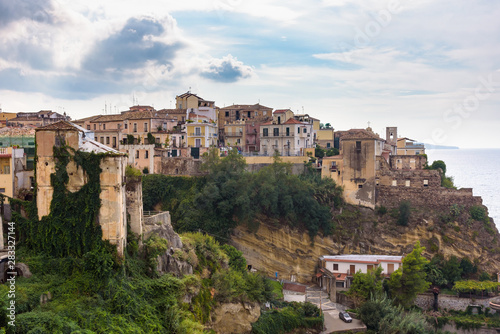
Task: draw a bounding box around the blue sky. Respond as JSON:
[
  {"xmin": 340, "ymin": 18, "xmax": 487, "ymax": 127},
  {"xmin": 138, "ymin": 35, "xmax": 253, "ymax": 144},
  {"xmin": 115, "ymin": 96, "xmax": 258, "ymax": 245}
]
[{"xmin": 0, "ymin": 0, "xmax": 499, "ymax": 148}]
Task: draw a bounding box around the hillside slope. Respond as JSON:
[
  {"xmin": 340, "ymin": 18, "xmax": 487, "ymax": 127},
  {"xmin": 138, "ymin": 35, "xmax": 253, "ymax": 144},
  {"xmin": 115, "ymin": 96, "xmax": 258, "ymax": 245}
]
[{"xmin": 230, "ymin": 205, "xmax": 500, "ymax": 283}]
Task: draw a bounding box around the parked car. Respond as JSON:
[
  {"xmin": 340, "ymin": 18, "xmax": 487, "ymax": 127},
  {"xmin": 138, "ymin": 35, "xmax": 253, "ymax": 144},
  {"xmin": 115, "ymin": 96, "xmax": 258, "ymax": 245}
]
[{"xmin": 339, "ymin": 311, "xmax": 352, "ymax": 323}]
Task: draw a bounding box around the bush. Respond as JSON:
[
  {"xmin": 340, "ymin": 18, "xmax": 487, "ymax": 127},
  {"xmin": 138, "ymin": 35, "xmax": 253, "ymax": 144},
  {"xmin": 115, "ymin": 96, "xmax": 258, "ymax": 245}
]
[
  {"xmin": 376, "ymin": 206, "xmax": 387, "ymax": 216},
  {"xmin": 470, "ymin": 206, "xmax": 487, "ymax": 222},
  {"xmin": 397, "ymin": 201, "xmax": 411, "ymax": 226}
]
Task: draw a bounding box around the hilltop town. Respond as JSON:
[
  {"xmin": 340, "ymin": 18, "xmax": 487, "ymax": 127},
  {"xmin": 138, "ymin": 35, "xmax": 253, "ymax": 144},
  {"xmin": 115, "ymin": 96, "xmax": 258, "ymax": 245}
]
[{"xmin": 1, "ymin": 92, "xmax": 498, "ymax": 333}]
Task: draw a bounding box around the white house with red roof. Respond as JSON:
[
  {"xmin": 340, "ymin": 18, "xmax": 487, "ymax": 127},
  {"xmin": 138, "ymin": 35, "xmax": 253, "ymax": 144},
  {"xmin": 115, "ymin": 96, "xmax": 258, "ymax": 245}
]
[
  {"xmin": 259, "ymin": 109, "xmax": 314, "ymax": 156},
  {"xmin": 318, "ymin": 254, "xmax": 402, "ymax": 288}
]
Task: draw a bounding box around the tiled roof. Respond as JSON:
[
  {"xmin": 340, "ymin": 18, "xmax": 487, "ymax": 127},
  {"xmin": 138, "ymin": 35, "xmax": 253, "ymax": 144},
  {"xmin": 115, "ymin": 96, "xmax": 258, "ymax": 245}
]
[
  {"xmin": 73, "ymin": 115, "xmax": 103, "ymax": 123},
  {"xmin": 283, "ymin": 283, "xmax": 306, "ymax": 294},
  {"xmin": 36, "ymin": 120, "xmax": 81, "ymax": 131},
  {"xmin": 157, "ymin": 109, "xmax": 187, "ymax": 114},
  {"xmin": 274, "ymin": 109, "xmax": 290, "ymax": 114},
  {"xmin": 220, "ymin": 104, "xmax": 272, "ymax": 111},
  {"xmin": 283, "ymin": 118, "xmax": 304, "ymax": 125},
  {"xmin": 320, "ymin": 254, "xmax": 402, "ymax": 263},
  {"xmin": 337, "ymin": 129, "xmax": 381, "ymax": 140}
]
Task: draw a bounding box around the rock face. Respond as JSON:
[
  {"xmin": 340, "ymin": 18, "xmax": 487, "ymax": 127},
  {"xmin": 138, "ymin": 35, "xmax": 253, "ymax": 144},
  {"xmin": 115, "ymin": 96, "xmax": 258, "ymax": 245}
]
[
  {"xmin": 230, "ymin": 206, "xmax": 500, "ymax": 283},
  {"xmin": 211, "ymin": 302, "xmax": 261, "ymax": 334},
  {"xmin": 143, "ymin": 211, "xmax": 192, "ymax": 276}
]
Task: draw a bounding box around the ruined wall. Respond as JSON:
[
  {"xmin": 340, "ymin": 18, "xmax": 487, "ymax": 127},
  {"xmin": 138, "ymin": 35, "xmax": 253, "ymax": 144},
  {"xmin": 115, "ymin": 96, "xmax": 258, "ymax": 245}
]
[
  {"xmin": 126, "ymin": 180, "xmax": 143, "ymax": 237},
  {"xmin": 377, "ymin": 169, "xmax": 441, "ymax": 188},
  {"xmin": 245, "ymin": 163, "xmax": 306, "ymax": 175},
  {"xmin": 99, "ymin": 156, "xmax": 128, "ymax": 256},
  {"xmin": 158, "ymin": 157, "xmax": 204, "ymax": 176},
  {"xmin": 376, "ymin": 185, "xmax": 483, "ymax": 210},
  {"xmin": 342, "ymin": 139, "xmax": 376, "ymax": 209},
  {"xmin": 389, "ymin": 155, "xmax": 427, "ymax": 170}
]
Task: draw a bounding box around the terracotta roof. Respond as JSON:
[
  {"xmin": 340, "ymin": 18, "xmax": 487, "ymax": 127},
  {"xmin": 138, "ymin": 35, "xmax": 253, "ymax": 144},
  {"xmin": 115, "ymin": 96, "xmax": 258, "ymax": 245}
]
[
  {"xmin": 220, "ymin": 104, "xmax": 272, "ymax": 111},
  {"xmin": 283, "ymin": 283, "xmax": 306, "ymax": 294},
  {"xmin": 177, "ymin": 92, "xmax": 213, "ymax": 102},
  {"xmin": 73, "ymin": 115, "xmax": 103, "ymax": 123},
  {"xmin": 36, "ymin": 120, "xmax": 81, "ymax": 131},
  {"xmin": 337, "ymin": 129, "xmax": 381, "ymax": 140},
  {"xmin": 157, "ymin": 109, "xmax": 187, "ymax": 114},
  {"xmin": 283, "ymin": 118, "xmax": 304, "ymax": 125},
  {"xmin": 274, "ymin": 109, "xmax": 290, "ymax": 114}
]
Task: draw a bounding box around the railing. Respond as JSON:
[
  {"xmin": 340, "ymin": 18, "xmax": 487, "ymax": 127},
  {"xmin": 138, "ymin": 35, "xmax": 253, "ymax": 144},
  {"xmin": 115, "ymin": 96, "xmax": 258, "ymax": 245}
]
[
  {"xmin": 144, "ymin": 211, "xmax": 162, "ymax": 217},
  {"xmin": 189, "ymin": 133, "xmax": 203, "ymax": 136}
]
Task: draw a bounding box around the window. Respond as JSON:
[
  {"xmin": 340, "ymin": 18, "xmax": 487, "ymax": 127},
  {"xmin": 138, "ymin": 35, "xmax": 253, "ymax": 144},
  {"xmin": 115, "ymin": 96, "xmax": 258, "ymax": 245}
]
[
  {"xmin": 106, "ymin": 137, "xmax": 110, "ymax": 145},
  {"xmin": 0, "ymin": 188, "xmax": 5, "ymax": 193},
  {"xmin": 273, "ymin": 128, "xmax": 279, "ymax": 136},
  {"xmin": 124, "ymin": 123, "xmax": 128, "ymax": 129},
  {"xmin": 303, "ymin": 128, "xmax": 307, "ymax": 133},
  {"xmin": 145, "ymin": 151, "xmax": 149, "ymax": 159},
  {"xmin": 416, "ymin": 151, "xmax": 420, "ymax": 155},
  {"xmin": 195, "ymin": 138, "xmax": 201, "ymax": 147},
  {"xmin": 237, "ymin": 139, "xmax": 240, "ymax": 144},
  {"xmin": 136, "ymin": 150, "xmax": 139, "ymax": 159},
  {"xmin": 94, "ymin": 124, "xmax": 96, "ymax": 130},
  {"xmin": 392, "ymin": 180, "xmax": 397, "ymax": 186},
  {"xmin": 3, "ymin": 166, "xmax": 10, "ymax": 174},
  {"xmin": 133, "ymin": 123, "xmax": 137, "ymax": 132},
  {"xmin": 277, "ymin": 116, "xmax": 281, "ymax": 124},
  {"xmin": 263, "ymin": 111, "xmax": 267, "ymax": 116},
  {"xmin": 195, "ymin": 127, "xmax": 201, "ymax": 135},
  {"xmin": 144, "ymin": 122, "xmax": 148, "ymax": 132},
  {"xmin": 248, "ymin": 111, "xmax": 251, "ymax": 118},
  {"xmin": 327, "ymin": 143, "xmax": 331, "ymax": 148},
  {"xmin": 156, "ymin": 137, "xmax": 160, "ymax": 144},
  {"xmin": 100, "ymin": 137, "xmax": 104, "ymax": 144},
  {"xmin": 87, "ymin": 125, "xmax": 90, "ymax": 130},
  {"xmin": 103, "ymin": 124, "xmax": 106, "ymax": 130},
  {"xmin": 388, "ymin": 264, "xmax": 395, "ymax": 274},
  {"xmin": 225, "ymin": 111, "xmax": 229, "ymax": 117},
  {"xmin": 298, "ymin": 127, "xmax": 300, "ymax": 134},
  {"xmin": 358, "ymin": 184, "xmax": 363, "ymax": 189},
  {"xmin": 263, "ymin": 128, "xmax": 268, "ymax": 137},
  {"xmin": 350, "ymin": 265, "xmax": 355, "ymax": 274},
  {"xmin": 405, "ymin": 180, "xmax": 410, "ymax": 187},
  {"xmin": 333, "ymin": 264, "xmax": 339, "ymax": 271},
  {"xmin": 112, "ymin": 137, "xmax": 117, "ymax": 148},
  {"xmin": 286, "ymin": 127, "xmax": 290, "ymax": 136},
  {"xmin": 424, "ymin": 179, "xmax": 429, "ymax": 187},
  {"xmin": 356, "ymin": 141, "xmax": 361, "ymax": 152}
]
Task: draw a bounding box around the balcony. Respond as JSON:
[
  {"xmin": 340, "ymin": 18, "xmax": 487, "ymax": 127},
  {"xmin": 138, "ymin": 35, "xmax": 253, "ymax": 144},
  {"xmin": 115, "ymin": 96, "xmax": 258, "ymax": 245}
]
[{"xmin": 189, "ymin": 132, "xmax": 203, "ymax": 137}]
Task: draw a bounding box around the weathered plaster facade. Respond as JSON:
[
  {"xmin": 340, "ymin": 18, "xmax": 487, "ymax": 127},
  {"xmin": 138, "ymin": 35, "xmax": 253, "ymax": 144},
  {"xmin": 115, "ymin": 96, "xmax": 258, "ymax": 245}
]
[{"xmin": 36, "ymin": 121, "xmax": 128, "ymax": 256}]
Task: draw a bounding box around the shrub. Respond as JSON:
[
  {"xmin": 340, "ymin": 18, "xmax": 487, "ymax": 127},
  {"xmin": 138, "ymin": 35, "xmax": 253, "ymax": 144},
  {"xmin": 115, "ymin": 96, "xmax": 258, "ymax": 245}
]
[
  {"xmin": 470, "ymin": 206, "xmax": 487, "ymax": 222},
  {"xmin": 397, "ymin": 201, "xmax": 411, "ymax": 226},
  {"xmin": 376, "ymin": 206, "xmax": 387, "ymax": 216},
  {"xmin": 142, "ymin": 167, "xmax": 149, "ymax": 174}
]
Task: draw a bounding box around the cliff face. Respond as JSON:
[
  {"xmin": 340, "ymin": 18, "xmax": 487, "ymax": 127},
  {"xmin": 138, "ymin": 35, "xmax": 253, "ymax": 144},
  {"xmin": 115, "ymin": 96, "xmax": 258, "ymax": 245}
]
[{"xmin": 230, "ymin": 206, "xmax": 500, "ymax": 283}]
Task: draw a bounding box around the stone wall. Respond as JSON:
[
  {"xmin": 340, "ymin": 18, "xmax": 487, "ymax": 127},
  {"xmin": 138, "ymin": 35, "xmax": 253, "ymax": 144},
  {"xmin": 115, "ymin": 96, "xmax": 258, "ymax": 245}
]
[
  {"xmin": 157, "ymin": 157, "xmax": 205, "ymax": 176},
  {"xmin": 126, "ymin": 180, "xmax": 143, "ymax": 236},
  {"xmin": 376, "ymin": 185, "xmax": 483, "ymax": 210},
  {"xmin": 377, "ymin": 169, "xmax": 441, "ymax": 188},
  {"xmin": 389, "ymin": 154, "xmax": 427, "ymax": 170},
  {"xmin": 416, "ymin": 293, "xmax": 497, "ymax": 312},
  {"xmin": 245, "ymin": 163, "xmax": 306, "ymax": 175}
]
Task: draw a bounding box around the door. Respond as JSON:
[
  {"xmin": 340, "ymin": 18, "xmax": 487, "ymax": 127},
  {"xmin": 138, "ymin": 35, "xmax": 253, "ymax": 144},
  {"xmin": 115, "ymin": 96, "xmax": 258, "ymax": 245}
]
[
  {"xmin": 388, "ymin": 264, "xmax": 394, "ymax": 274},
  {"xmin": 349, "ymin": 265, "xmax": 355, "ymax": 275},
  {"xmin": 191, "ymin": 147, "xmax": 200, "ymax": 159}
]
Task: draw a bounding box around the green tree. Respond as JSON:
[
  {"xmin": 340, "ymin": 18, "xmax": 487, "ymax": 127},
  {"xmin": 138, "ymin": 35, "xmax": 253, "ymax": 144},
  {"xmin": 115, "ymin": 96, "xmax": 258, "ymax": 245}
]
[
  {"xmin": 348, "ymin": 266, "xmax": 384, "ymax": 306},
  {"xmin": 398, "ymin": 201, "xmax": 411, "ymax": 226},
  {"xmin": 389, "ymin": 241, "xmax": 430, "ymax": 308},
  {"xmin": 442, "ymin": 256, "xmax": 462, "ymax": 287},
  {"xmin": 325, "ymin": 148, "xmax": 339, "ymax": 156},
  {"xmin": 460, "ymin": 257, "xmax": 477, "ymax": 279},
  {"xmin": 314, "ymin": 145, "xmax": 325, "ymax": 158},
  {"xmin": 430, "ymin": 160, "xmax": 446, "ymax": 174}
]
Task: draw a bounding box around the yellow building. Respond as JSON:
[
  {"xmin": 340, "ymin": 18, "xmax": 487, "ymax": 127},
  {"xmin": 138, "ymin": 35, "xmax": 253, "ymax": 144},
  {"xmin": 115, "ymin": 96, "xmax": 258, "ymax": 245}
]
[
  {"xmin": 224, "ymin": 120, "xmax": 245, "ymax": 148},
  {"xmin": 0, "ymin": 147, "xmax": 32, "ymax": 202},
  {"xmin": 397, "ymin": 138, "xmax": 426, "ymax": 155},
  {"xmin": 317, "ymin": 128, "xmax": 335, "ymax": 149},
  {"xmin": 186, "ymin": 116, "xmax": 218, "ymax": 148}
]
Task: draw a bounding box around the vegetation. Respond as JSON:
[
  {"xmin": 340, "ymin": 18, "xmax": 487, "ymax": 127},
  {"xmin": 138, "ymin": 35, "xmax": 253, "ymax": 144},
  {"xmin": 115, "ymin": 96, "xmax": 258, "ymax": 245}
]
[
  {"xmin": 428, "ymin": 159, "xmax": 456, "ymax": 189},
  {"xmin": 348, "ymin": 266, "xmax": 384, "ymax": 306},
  {"xmin": 424, "ymin": 255, "xmax": 479, "ymax": 289},
  {"xmin": 397, "ymin": 201, "xmax": 411, "ymax": 226},
  {"xmin": 359, "ymin": 295, "xmax": 434, "ymax": 334},
  {"xmin": 143, "ymin": 148, "xmax": 343, "ymax": 241},
  {"xmin": 251, "ymin": 302, "xmax": 323, "ymax": 334},
  {"xmin": 389, "ymin": 241, "xmax": 430, "ymax": 308}
]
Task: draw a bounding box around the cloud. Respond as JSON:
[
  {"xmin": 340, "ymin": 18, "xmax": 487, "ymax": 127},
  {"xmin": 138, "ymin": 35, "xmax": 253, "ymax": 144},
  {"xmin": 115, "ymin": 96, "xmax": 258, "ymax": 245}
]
[
  {"xmin": 82, "ymin": 17, "xmax": 184, "ymax": 74},
  {"xmin": 0, "ymin": 0, "xmax": 55, "ymax": 27},
  {"xmin": 200, "ymin": 55, "xmax": 253, "ymax": 83}
]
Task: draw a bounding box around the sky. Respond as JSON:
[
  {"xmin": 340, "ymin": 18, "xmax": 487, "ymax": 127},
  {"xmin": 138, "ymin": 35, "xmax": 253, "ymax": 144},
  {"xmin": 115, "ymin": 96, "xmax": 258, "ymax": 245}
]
[{"xmin": 1, "ymin": 0, "xmax": 499, "ymax": 148}]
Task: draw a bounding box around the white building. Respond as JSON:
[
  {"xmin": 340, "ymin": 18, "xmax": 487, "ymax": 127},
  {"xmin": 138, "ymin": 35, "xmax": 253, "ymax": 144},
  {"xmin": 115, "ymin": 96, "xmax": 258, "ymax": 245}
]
[{"xmin": 318, "ymin": 254, "xmax": 403, "ymax": 288}]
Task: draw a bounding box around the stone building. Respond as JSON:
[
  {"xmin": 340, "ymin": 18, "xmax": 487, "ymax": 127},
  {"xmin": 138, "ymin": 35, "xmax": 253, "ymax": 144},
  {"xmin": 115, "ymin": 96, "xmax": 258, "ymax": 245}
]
[{"xmin": 35, "ymin": 121, "xmax": 128, "ymax": 256}]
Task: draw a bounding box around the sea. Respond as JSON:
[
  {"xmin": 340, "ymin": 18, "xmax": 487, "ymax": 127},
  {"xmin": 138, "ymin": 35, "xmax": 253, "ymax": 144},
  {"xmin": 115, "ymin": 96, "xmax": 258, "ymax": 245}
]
[{"xmin": 425, "ymin": 148, "xmax": 500, "ymax": 229}]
